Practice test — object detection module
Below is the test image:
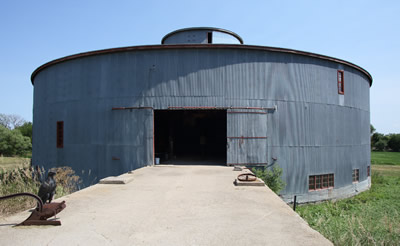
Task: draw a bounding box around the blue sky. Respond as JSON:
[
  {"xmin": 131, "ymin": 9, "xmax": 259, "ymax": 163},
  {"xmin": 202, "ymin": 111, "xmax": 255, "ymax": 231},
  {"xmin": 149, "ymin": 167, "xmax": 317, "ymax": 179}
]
[{"xmin": 0, "ymin": 0, "xmax": 399, "ymax": 133}]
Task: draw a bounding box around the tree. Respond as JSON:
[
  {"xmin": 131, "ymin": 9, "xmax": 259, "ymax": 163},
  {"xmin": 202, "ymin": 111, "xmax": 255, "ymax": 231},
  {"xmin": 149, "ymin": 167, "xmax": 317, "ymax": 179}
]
[
  {"xmin": 0, "ymin": 125, "xmax": 31, "ymax": 156},
  {"xmin": 0, "ymin": 113, "xmax": 26, "ymax": 129},
  {"xmin": 370, "ymin": 124, "xmax": 376, "ymax": 135},
  {"xmin": 374, "ymin": 140, "xmax": 386, "ymax": 151},
  {"xmin": 371, "ymin": 132, "xmax": 387, "ymax": 150},
  {"xmin": 387, "ymin": 134, "xmax": 400, "ymax": 152},
  {"xmin": 15, "ymin": 122, "xmax": 32, "ymax": 143}
]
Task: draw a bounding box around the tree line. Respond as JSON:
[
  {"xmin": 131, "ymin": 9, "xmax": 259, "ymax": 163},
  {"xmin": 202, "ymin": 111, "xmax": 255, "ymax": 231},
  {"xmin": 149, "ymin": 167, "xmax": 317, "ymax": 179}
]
[
  {"xmin": 371, "ymin": 125, "xmax": 400, "ymax": 152},
  {"xmin": 0, "ymin": 114, "xmax": 32, "ymax": 157}
]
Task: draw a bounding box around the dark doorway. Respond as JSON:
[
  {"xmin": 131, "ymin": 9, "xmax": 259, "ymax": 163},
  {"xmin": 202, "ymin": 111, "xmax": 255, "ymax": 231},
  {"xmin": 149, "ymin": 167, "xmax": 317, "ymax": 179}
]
[{"xmin": 154, "ymin": 110, "xmax": 227, "ymax": 164}]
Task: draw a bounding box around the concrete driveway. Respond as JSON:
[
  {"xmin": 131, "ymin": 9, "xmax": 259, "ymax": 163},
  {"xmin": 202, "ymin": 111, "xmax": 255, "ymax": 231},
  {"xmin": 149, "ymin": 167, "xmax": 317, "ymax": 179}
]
[{"xmin": 0, "ymin": 165, "xmax": 331, "ymax": 245}]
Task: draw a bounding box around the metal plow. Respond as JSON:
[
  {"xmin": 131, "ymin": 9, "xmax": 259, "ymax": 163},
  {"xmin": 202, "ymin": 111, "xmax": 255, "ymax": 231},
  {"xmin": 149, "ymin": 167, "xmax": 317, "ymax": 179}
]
[
  {"xmin": 237, "ymin": 173, "xmax": 257, "ymax": 182},
  {"xmin": 0, "ymin": 193, "xmax": 66, "ymax": 226}
]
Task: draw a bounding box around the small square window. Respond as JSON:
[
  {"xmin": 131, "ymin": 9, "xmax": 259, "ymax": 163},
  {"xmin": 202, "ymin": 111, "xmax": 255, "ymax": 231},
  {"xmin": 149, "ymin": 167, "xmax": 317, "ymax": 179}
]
[
  {"xmin": 338, "ymin": 70, "xmax": 344, "ymax": 94},
  {"xmin": 352, "ymin": 169, "xmax": 359, "ymax": 182}
]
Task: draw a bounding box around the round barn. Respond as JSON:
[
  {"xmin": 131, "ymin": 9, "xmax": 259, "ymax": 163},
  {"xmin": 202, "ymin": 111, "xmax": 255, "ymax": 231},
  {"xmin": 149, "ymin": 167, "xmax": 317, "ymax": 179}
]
[{"xmin": 31, "ymin": 27, "xmax": 372, "ymax": 202}]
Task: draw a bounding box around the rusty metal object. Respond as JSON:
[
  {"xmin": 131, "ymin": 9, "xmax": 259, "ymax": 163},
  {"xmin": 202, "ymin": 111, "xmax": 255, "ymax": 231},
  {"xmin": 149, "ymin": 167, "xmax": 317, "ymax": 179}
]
[
  {"xmin": 237, "ymin": 173, "xmax": 257, "ymax": 182},
  {"xmin": 0, "ymin": 192, "xmax": 66, "ymax": 226}
]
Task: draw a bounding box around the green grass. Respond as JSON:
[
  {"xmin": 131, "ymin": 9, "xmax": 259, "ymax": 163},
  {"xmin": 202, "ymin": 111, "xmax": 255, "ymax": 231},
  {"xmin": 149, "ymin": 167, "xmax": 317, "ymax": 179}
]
[
  {"xmin": 0, "ymin": 156, "xmax": 30, "ymax": 171},
  {"xmin": 371, "ymin": 151, "xmax": 400, "ymax": 165},
  {"xmin": 297, "ymin": 165, "xmax": 400, "ymax": 245}
]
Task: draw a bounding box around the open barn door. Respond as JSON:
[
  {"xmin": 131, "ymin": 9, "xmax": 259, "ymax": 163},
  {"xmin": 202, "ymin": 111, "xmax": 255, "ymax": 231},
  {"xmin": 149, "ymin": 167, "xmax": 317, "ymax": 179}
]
[
  {"xmin": 227, "ymin": 109, "xmax": 268, "ymax": 166},
  {"xmin": 154, "ymin": 109, "xmax": 226, "ymax": 164}
]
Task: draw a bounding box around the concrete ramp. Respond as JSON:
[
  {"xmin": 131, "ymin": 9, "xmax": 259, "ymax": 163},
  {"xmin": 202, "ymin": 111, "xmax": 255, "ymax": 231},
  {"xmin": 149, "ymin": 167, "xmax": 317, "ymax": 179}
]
[{"xmin": 0, "ymin": 165, "xmax": 331, "ymax": 245}]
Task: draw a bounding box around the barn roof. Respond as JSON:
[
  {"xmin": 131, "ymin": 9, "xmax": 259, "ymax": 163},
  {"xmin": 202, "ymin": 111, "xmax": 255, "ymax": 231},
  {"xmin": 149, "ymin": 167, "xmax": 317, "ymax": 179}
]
[{"xmin": 31, "ymin": 44, "xmax": 373, "ymax": 86}]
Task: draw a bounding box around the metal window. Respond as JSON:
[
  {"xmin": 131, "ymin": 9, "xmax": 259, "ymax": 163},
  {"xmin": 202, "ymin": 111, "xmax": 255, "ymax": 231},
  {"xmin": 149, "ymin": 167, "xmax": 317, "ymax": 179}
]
[
  {"xmin": 352, "ymin": 169, "xmax": 359, "ymax": 182},
  {"xmin": 309, "ymin": 176, "xmax": 315, "ymax": 190},
  {"xmin": 328, "ymin": 174, "xmax": 334, "ymax": 187},
  {"xmin": 322, "ymin": 174, "xmax": 329, "ymax": 188},
  {"xmin": 57, "ymin": 121, "xmax": 64, "ymax": 148},
  {"xmin": 338, "ymin": 70, "xmax": 344, "ymax": 94},
  {"xmin": 309, "ymin": 173, "xmax": 334, "ymax": 191},
  {"xmin": 315, "ymin": 175, "xmax": 322, "ymax": 189}
]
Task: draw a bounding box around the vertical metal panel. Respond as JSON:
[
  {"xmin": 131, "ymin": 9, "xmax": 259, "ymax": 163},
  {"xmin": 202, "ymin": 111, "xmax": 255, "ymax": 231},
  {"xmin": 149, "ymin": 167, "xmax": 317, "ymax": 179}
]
[
  {"xmin": 104, "ymin": 108, "xmax": 153, "ymax": 175},
  {"xmin": 227, "ymin": 109, "xmax": 268, "ymax": 165}
]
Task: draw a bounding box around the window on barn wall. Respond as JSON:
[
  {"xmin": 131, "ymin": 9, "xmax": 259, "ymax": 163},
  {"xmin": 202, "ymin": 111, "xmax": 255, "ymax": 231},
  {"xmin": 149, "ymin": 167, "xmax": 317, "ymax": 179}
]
[
  {"xmin": 352, "ymin": 169, "xmax": 359, "ymax": 182},
  {"xmin": 309, "ymin": 176, "xmax": 315, "ymax": 190},
  {"xmin": 367, "ymin": 166, "xmax": 370, "ymax": 177},
  {"xmin": 322, "ymin": 174, "xmax": 328, "ymax": 188},
  {"xmin": 329, "ymin": 173, "xmax": 334, "ymax": 187},
  {"xmin": 309, "ymin": 173, "xmax": 335, "ymax": 191},
  {"xmin": 337, "ymin": 70, "xmax": 344, "ymax": 94},
  {"xmin": 57, "ymin": 121, "xmax": 64, "ymax": 148},
  {"xmin": 207, "ymin": 32, "xmax": 212, "ymax": 43},
  {"xmin": 315, "ymin": 175, "xmax": 322, "ymax": 189}
]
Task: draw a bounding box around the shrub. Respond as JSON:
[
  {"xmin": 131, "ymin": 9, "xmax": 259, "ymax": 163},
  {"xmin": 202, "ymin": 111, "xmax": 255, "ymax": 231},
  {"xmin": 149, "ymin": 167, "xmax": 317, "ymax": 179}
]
[
  {"xmin": 253, "ymin": 165, "xmax": 286, "ymax": 194},
  {"xmin": 0, "ymin": 166, "xmax": 81, "ymax": 216},
  {"xmin": 15, "ymin": 122, "xmax": 32, "ymax": 143},
  {"xmin": 375, "ymin": 140, "xmax": 387, "ymax": 151},
  {"xmin": 0, "ymin": 167, "xmax": 42, "ymax": 215},
  {"xmin": 0, "ymin": 125, "xmax": 31, "ymax": 156},
  {"xmin": 51, "ymin": 166, "xmax": 82, "ymax": 195},
  {"xmin": 387, "ymin": 134, "xmax": 400, "ymax": 152},
  {"xmin": 371, "ymin": 132, "xmax": 387, "ymax": 151}
]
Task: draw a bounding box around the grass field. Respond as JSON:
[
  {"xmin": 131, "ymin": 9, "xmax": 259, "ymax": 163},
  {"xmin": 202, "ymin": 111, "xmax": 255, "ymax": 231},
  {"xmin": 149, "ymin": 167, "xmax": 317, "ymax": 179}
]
[
  {"xmin": 371, "ymin": 151, "xmax": 400, "ymax": 165},
  {"xmin": 0, "ymin": 157, "xmax": 30, "ymax": 171},
  {"xmin": 297, "ymin": 165, "xmax": 400, "ymax": 245}
]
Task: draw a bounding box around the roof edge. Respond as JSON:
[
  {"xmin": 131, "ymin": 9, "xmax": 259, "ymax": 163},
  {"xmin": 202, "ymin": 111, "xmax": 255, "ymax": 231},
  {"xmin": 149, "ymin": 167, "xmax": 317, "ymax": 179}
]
[{"xmin": 31, "ymin": 44, "xmax": 372, "ymax": 86}]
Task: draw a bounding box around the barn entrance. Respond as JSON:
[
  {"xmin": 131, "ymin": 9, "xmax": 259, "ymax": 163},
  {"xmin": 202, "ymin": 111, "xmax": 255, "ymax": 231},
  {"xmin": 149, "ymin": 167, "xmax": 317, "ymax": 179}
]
[{"xmin": 154, "ymin": 110, "xmax": 227, "ymax": 164}]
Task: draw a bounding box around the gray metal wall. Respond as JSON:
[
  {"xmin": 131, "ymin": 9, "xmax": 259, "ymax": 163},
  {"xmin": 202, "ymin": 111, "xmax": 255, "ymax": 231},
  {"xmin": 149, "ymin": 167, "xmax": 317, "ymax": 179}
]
[
  {"xmin": 163, "ymin": 30, "xmax": 241, "ymax": 44},
  {"xmin": 227, "ymin": 109, "xmax": 268, "ymax": 165},
  {"xmin": 32, "ymin": 47, "xmax": 371, "ymax": 201}
]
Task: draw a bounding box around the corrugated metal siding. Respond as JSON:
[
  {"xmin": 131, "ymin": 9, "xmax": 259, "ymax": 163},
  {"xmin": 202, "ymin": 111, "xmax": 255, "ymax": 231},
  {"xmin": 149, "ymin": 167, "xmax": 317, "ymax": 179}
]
[
  {"xmin": 227, "ymin": 109, "xmax": 268, "ymax": 165},
  {"xmin": 163, "ymin": 30, "xmax": 209, "ymax": 44},
  {"xmin": 32, "ymin": 47, "xmax": 371, "ymax": 200}
]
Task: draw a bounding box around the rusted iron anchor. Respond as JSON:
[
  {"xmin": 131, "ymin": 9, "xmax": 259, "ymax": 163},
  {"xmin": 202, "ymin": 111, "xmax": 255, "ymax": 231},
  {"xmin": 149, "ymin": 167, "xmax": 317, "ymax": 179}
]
[
  {"xmin": 0, "ymin": 192, "xmax": 66, "ymax": 226},
  {"xmin": 237, "ymin": 173, "xmax": 257, "ymax": 182}
]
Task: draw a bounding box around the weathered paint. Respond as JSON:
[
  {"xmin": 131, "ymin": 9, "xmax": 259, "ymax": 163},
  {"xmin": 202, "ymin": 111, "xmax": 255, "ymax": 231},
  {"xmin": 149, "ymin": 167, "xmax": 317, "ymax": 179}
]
[{"xmin": 31, "ymin": 29, "xmax": 371, "ymax": 202}]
